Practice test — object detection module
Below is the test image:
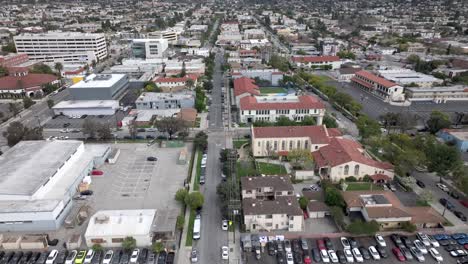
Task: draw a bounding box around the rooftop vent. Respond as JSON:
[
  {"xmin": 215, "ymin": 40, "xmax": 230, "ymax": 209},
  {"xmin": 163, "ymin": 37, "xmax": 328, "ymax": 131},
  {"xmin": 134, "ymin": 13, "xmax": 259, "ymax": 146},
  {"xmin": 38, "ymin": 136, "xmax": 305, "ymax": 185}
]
[{"xmin": 95, "ymin": 215, "xmax": 109, "ymax": 224}]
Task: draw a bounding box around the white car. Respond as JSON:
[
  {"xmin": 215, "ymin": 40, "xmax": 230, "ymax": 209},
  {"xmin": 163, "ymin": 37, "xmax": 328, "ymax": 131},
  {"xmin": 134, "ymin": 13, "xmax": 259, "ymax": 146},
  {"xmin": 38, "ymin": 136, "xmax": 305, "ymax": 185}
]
[
  {"xmin": 352, "ymin": 248, "xmax": 364, "ymax": 263},
  {"xmin": 375, "ymin": 234, "xmax": 386, "ymax": 247},
  {"xmin": 450, "ymin": 250, "xmax": 467, "ymax": 257},
  {"xmin": 368, "ymin": 246, "xmax": 380, "ymax": 260},
  {"xmin": 286, "ymin": 252, "xmax": 294, "ymax": 264},
  {"xmin": 417, "ymin": 232, "xmax": 431, "ymax": 247},
  {"xmin": 414, "ymin": 240, "xmax": 428, "ymax": 254},
  {"xmin": 436, "ymin": 183, "xmax": 449, "ymax": 192},
  {"xmin": 84, "ymin": 250, "xmax": 94, "ymax": 264},
  {"xmin": 102, "ymin": 250, "xmax": 113, "ymax": 264},
  {"xmin": 341, "ymin": 237, "xmax": 351, "ymax": 249},
  {"xmin": 344, "ymin": 249, "xmax": 354, "ymax": 262},
  {"xmin": 429, "ymin": 248, "xmax": 443, "ymax": 262},
  {"xmin": 320, "ymin": 249, "xmax": 330, "ymax": 263},
  {"xmin": 201, "ymin": 157, "xmax": 207, "ymax": 166},
  {"xmin": 221, "ymin": 246, "xmax": 229, "ymax": 260},
  {"xmin": 129, "ymin": 249, "xmax": 140, "ymax": 264},
  {"xmin": 222, "ymin": 220, "xmax": 228, "ymax": 231},
  {"xmin": 65, "ymin": 250, "xmax": 77, "ymax": 264},
  {"xmin": 428, "ymin": 236, "xmax": 440, "ymax": 247},
  {"xmin": 328, "ymin": 250, "xmax": 338, "ymax": 263},
  {"xmin": 46, "ymin": 250, "xmax": 59, "ymax": 264}
]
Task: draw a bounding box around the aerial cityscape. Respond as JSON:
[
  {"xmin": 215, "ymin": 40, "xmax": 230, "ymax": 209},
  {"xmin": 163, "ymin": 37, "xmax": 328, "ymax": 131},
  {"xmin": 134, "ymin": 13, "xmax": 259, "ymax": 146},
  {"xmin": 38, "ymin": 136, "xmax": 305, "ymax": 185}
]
[{"xmin": 0, "ymin": 0, "xmax": 467, "ymax": 264}]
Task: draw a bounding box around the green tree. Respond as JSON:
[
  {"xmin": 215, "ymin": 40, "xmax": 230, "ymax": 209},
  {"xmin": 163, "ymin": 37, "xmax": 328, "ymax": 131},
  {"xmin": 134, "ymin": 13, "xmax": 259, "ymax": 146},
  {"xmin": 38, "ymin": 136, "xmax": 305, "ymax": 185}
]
[
  {"xmin": 155, "ymin": 117, "xmax": 189, "ymax": 139},
  {"xmin": 426, "ymin": 111, "xmax": 451, "ymax": 134},
  {"xmin": 184, "ymin": 191, "xmax": 204, "ymax": 210},
  {"xmin": 426, "ymin": 143, "xmax": 462, "ymax": 182},
  {"xmin": 301, "ymin": 116, "xmax": 317, "ymax": 126},
  {"xmin": 325, "ymin": 187, "xmax": 345, "ymax": 208},
  {"xmin": 406, "ymin": 54, "xmax": 420, "ymax": 64},
  {"xmin": 194, "ymin": 131, "xmax": 208, "ymax": 150},
  {"xmin": 152, "ymin": 242, "xmax": 165, "ymax": 253},
  {"xmin": 401, "ymin": 221, "xmax": 417, "ymax": 232},
  {"xmin": 203, "ymin": 81, "xmax": 213, "ymax": 91},
  {"xmin": 298, "ymin": 196, "xmax": 308, "ymax": 210},
  {"xmin": 323, "ymin": 115, "xmax": 338, "ymax": 128},
  {"xmin": 269, "ymin": 54, "xmax": 290, "ymax": 72},
  {"xmin": 47, "ymin": 99, "xmax": 55, "ymax": 109},
  {"xmin": 121, "ymin": 237, "xmax": 136, "ymax": 252},
  {"xmin": 92, "ymin": 244, "xmax": 103, "ymax": 252},
  {"xmin": 8, "ymin": 102, "xmax": 20, "ymax": 117},
  {"xmin": 54, "ymin": 62, "xmax": 63, "ymax": 77},
  {"xmin": 275, "ymin": 116, "xmax": 296, "ymax": 126},
  {"xmin": 0, "ymin": 66, "xmax": 8, "ymax": 77},
  {"xmin": 418, "ymin": 190, "xmax": 434, "ymax": 205},
  {"xmin": 356, "ymin": 115, "xmax": 381, "ymax": 139},
  {"xmin": 330, "ymin": 206, "xmax": 346, "ymax": 229},
  {"xmin": 1, "ymin": 42, "xmax": 16, "ymax": 53},
  {"xmin": 82, "ymin": 119, "xmax": 98, "ymax": 139},
  {"xmin": 97, "ymin": 123, "xmax": 112, "ymax": 140},
  {"xmin": 3, "ymin": 122, "xmax": 43, "ymax": 147},
  {"xmin": 287, "ymin": 149, "xmax": 313, "ymax": 169},
  {"xmin": 29, "ymin": 64, "xmax": 54, "ymax": 74},
  {"xmin": 175, "ymin": 188, "xmax": 188, "ymax": 204},
  {"xmin": 23, "ymin": 97, "xmax": 35, "ymax": 109},
  {"xmin": 176, "ymin": 215, "xmax": 185, "ymax": 230}
]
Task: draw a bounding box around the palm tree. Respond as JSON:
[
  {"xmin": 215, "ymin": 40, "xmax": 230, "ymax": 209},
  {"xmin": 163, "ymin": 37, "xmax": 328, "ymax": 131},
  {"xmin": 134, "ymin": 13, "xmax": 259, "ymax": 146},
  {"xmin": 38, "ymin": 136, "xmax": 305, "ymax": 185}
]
[{"xmin": 54, "ymin": 62, "xmax": 63, "ymax": 78}]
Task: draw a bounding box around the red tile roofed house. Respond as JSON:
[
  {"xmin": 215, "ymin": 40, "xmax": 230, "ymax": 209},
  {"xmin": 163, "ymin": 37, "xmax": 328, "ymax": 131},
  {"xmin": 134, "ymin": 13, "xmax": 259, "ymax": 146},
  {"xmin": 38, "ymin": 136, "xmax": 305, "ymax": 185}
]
[
  {"xmin": 351, "ymin": 70, "xmax": 404, "ymax": 102},
  {"xmin": 251, "ymin": 125, "xmax": 342, "ymax": 157},
  {"xmin": 0, "ymin": 73, "xmax": 58, "ymax": 98},
  {"xmin": 312, "ymin": 137, "xmax": 394, "ymax": 183},
  {"xmin": 153, "ymin": 74, "xmax": 198, "ymax": 92},
  {"xmin": 239, "ymin": 94, "xmax": 326, "ymax": 125},
  {"xmin": 233, "ymin": 77, "xmax": 260, "ymax": 105},
  {"xmin": 291, "ymin": 55, "xmax": 342, "ymax": 70}
]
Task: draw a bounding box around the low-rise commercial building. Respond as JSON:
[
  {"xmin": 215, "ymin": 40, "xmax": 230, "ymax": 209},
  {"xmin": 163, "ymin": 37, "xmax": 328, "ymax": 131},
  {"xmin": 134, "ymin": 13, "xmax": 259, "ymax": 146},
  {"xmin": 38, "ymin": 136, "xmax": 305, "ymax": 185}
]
[
  {"xmin": 135, "ymin": 92, "xmax": 195, "ymax": 110},
  {"xmin": 377, "ymin": 69, "xmax": 443, "ymax": 87},
  {"xmin": 351, "ymin": 70, "xmax": 405, "ymax": 102},
  {"xmin": 69, "ymin": 74, "xmax": 129, "ymax": 101},
  {"xmin": 52, "ymin": 100, "xmax": 119, "ymax": 117},
  {"xmin": 405, "ymin": 85, "xmax": 468, "ymax": 103},
  {"xmin": 0, "ymin": 140, "xmax": 109, "ymax": 231},
  {"xmin": 131, "ymin": 39, "xmax": 169, "ymax": 59},
  {"xmin": 291, "ymin": 56, "xmax": 342, "ymax": 70},
  {"xmin": 241, "ymin": 176, "xmax": 303, "ymax": 232},
  {"xmin": 239, "ymin": 95, "xmax": 326, "ymax": 125}
]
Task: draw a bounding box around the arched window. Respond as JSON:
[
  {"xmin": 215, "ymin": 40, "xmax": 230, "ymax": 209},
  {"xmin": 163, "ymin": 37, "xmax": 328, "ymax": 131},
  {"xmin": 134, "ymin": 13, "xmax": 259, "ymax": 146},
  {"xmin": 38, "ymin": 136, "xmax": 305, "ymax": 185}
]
[
  {"xmin": 344, "ymin": 165, "xmax": 349, "ymax": 175},
  {"xmin": 354, "ymin": 165, "xmax": 360, "ymax": 175}
]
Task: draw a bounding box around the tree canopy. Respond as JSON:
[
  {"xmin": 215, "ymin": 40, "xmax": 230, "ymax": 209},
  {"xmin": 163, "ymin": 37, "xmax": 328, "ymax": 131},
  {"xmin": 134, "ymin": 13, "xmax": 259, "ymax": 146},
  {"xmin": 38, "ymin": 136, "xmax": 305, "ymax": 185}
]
[{"xmin": 426, "ymin": 111, "xmax": 451, "ymax": 134}]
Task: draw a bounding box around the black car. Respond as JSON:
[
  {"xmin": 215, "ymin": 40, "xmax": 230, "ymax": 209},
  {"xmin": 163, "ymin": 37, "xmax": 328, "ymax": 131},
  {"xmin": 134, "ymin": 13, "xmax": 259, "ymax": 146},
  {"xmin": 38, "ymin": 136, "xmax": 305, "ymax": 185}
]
[
  {"xmin": 440, "ymin": 239, "xmax": 452, "ymax": 246},
  {"xmin": 416, "ymin": 180, "xmax": 425, "ymax": 188},
  {"xmin": 156, "ymin": 251, "xmax": 166, "ymax": 264},
  {"xmin": 147, "ymin": 156, "xmax": 157, "ymax": 161},
  {"xmin": 111, "ymin": 251, "xmax": 122, "ymax": 264},
  {"xmin": 138, "ymin": 248, "xmax": 148, "ymax": 264},
  {"xmin": 56, "ymin": 251, "xmax": 67, "ymax": 264},
  {"xmin": 292, "ymin": 239, "xmax": 301, "ymax": 253},
  {"xmin": 137, "ymin": 128, "xmax": 146, "ymax": 132},
  {"xmin": 146, "ymin": 253, "xmax": 155, "ymax": 264},
  {"xmin": 401, "ymin": 236, "xmax": 412, "ymax": 248},
  {"xmin": 276, "ymin": 251, "xmax": 285, "ymax": 264},
  {"xmin": 377, "ymin": 245, "xmax": 388, "ymax": 258},
  {"xmin": 35, "ymin": 252, "xmax": 48, "ymax": 264},
  {"xmin": 146, "ymin": 135, "xmax": 155, "ymax": 140},
  {"xmin": 336, "ymin": 250, "xmax": 346, "ymax": 264},
  {"xmin": 165, "ymin": 252, "xmax": 174, "ymax": 264},
  {"xmin": 391, "ymin": 234, "xmax": 403, "ymax": 247},
  {"xmin": 119, "ymin": 252, "xmax": 129, "ymax": 264},
  {"xmin": 445, "ymin": 244, "xmax": 461, "ymax": 252},
  {"xmin": 359, "ymin": 246, "xmax": 371, "ymax": 260},
  {"xmin": 91, "ymin": 251, "xmax": 102, "ymax": 264},
  {"xmin": 26, "ymin": 253, "xmax": 40, "ymax": 264},
  {"xmin": 348, "ymin": 238, "xmax": 358, "ymax": 249},
  {"xmin": 451, "ymin": 191, "xmax": 461, "ymax": 199},
  {"xmin": 1, "ymin": 252, "xmax": 14, "ymax": 264},
  {"xmin": 311, "ymin": 248, "xmax": 320, "ymax": 262},
  {"xmin": 277, "ymin": 241, "xmax": 284, "ymax": 253},
  {"xmin": 268, "ymin": 241, "xmax": 277, "ymax": 256},
  {"xmin": 440, "ymin": 198, "xmax": 455, "ymax": 210},
  {"xmin": 9, "ymin": 252, "xmax": 23, "ymax": 264},
  {"xmin": 457, "ymin": 256, "xmax": 468, "ymax": 264},
  {"xmin": 199, "ymin": 175, "xmax": 205, "ymax": 184},
  {"xmin": 324, "ymin": 237, "xmax": 334, "ymax": 250},
  {"xmin": 293, "ymin": 252, "xmax": 303, "ymax": 264},
  {"xmin": 18, "ymin": 252, "xmax": 32, "ymax": 264},
  {"xmin": 454, "ymin": 211, "xmax": 467, "ymax": 221},
  {"xmin": 80, "ymin": 190, "xmax": 93, "ymax": 195}
]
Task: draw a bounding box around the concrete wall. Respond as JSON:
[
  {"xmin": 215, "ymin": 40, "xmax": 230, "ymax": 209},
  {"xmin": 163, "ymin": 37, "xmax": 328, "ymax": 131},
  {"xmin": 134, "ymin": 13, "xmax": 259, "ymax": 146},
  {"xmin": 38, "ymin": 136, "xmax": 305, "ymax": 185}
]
[
  {"xmin": 252, "ymin": 136, "xmax": 328, "ymax": 157},
  {"xmin": 53, "ymin": 107, "xmax": 117, "ymax": 117},
  {"xmin": 326, "ymin": 161, "xmax": 393, "ymax": 183},
  {"xmin": 240, "ymin": 108, "xmax": 325, "ymax": 124},
  {"xmin": 85, "ymin": 234, "xmax": 152, "ymax": 248}
]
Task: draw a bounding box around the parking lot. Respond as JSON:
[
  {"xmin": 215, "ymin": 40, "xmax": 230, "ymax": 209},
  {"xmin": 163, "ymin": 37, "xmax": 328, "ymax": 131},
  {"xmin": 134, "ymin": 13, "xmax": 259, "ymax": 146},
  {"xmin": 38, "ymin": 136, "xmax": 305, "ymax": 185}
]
[
  {"xmin": 43, "ymin": 111, "xmax": 126, "ymax": 130},
  {"xmin": 87, "ymin": 143, "xmax": 190, "ymax": 211},
  {"xmin": 245, "ymin": 234, "xmax": 462, "ymax": 264}
]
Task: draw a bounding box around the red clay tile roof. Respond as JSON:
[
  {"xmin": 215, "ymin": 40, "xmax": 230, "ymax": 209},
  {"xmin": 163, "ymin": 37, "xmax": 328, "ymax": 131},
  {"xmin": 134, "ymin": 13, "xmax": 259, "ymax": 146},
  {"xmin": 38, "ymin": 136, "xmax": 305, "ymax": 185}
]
[
  {"xmin": 253, "ymin": 125, "xmax": 341, "ymax": 145},
  {"xmin": 351, "ymin": 77, "xmax": 374, "ymax": 89},
  {"xmin": 312, "ymin": 137, "xmax": 393, "ymax": 170},
  {"xmin": 291, "ymin": 56, "xmax": 340, "ymax": 63},
  {"xmin": 354, "ymin": 70, "xmax": 398, "ymax": 88},
  {"xmin": 307, "ymin": 201, "xmax": 329, "ymax": 212},
  {"xmin": 0, "ymin": 74, "xmax": 57, "ymax": 90},
  {"xmin": 406, "ymin": 207, "xmax": 445, "ymax": 224},
  {"xmin": 240, "ymin": 95, "xmax": 325, "ymax": 110},
  {"xmin": 366, "ymin": 206, "xmax": 411, "ymax": 219},
  {"xmin": 233, "ymin": 77, "xmax": 260, "ymax": 97}
]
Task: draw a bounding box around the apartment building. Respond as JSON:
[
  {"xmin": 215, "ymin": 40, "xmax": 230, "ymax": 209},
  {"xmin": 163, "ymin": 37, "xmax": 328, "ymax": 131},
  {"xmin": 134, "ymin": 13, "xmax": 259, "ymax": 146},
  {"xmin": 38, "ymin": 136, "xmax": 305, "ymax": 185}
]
[
  {"xmin": 14, "ymin": 32, "xmax": 107, "ymax": 64},
  {"xmin": 147, "ymin": 29, "xmax": 181, "ymax": 44},
  {"xmin": 239, "ymin": 95, "xmax": 326, "ymax": 125},
  {"xmin": 251, "ymin": 125, "xmax": 342, "ymax": 157},
  {"xmin": 241, "ymin": 176, "xmax": 303, "ymax": 232},
  {"xmin": 351, "ymin": 70, "xmax": 405, "ymax": 102},
  {"xmin": 291, "ymin": 56, "xmax": 342, "ymax": 70}
]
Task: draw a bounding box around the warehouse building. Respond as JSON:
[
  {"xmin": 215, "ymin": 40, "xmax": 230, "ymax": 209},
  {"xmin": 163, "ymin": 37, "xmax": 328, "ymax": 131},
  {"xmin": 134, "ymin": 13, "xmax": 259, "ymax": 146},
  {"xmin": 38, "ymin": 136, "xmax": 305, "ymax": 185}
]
[
  {"xmin": 0, "ymin": 140, "xmax": 110, "ymax": 231},
  {"xmin": 69, "ymin": 74, "xmax": 129, "ymax": 100},
  {"xmin": 52, "ymin": 100, "xmax": 120, "ymax": 117}
]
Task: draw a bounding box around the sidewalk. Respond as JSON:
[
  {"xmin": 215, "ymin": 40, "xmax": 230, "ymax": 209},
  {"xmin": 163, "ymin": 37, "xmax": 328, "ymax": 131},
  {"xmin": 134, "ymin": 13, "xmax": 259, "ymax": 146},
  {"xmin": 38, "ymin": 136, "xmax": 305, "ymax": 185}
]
[
  {"xmin": 176, "ymin": 150, "xmax": 199, "ymax": 264},
  {"xmin": 229, "ymin": 228, "xmax": 242, "ymax": 264}
]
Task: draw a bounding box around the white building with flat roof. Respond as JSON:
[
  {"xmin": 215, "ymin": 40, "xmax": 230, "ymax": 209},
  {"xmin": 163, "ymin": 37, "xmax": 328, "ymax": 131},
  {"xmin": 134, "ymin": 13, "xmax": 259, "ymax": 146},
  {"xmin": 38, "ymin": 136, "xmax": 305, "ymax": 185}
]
[
  {"xmin": 85, "ymin": 209, "xmax": 156, "ymax": 247},
  {"xmin": 0, "ymin": 140, "xmax": 110, "ymax": 231},
  {"xmin": 14, "ymin": 32, "xmax": 107, "ymax": 64},
  {"xmin": 131, "ymin": 39, "xmax": 168, "ymax": 59},
  {"xmin": 405, "ymin": 85, "xmax": 468, "ymax": 103},
  {"xmin": 53, "ymin": 100, "xmax": 119, "ymax": 117},
  {"xmin": 69, "ymin": 74, "xmax": 129, "ymax": 100},
  {"xmin": 377, "ymin": 68, "xmax": 443, "ymax": 87}
]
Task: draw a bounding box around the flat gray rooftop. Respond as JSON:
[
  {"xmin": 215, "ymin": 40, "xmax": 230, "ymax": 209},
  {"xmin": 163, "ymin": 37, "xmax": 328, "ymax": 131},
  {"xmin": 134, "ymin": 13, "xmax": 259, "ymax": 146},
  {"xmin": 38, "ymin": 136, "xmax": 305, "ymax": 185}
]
[{"xmin": 0, "ymin": 140, "xmax": 82, "ymax": 196}]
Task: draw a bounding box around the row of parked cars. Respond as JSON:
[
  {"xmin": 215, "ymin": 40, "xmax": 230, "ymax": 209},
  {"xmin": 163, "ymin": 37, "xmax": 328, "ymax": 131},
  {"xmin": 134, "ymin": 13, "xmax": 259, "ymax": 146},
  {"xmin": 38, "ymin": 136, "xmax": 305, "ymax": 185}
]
[
  {"xmin": 263, "ymin": 232, "xmax": 468, "ymax": 264},
  {"xmin": 0, "ymin": 249, "xmax": 174, "ymax": 264}
]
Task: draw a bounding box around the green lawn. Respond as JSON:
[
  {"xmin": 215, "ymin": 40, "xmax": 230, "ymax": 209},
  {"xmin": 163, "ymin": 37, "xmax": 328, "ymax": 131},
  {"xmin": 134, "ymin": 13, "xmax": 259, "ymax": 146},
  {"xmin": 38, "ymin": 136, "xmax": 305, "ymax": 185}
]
[
  {"xmin": 260, "ymin": 87, "xmax": 287, "ymax": 94},
  {"xmin": 185, "ymin": 209, "xmax": 196, "ymax": 246},
  {"xmin": 237, "ymin": 160, "xmax": 257, "ymax": 177},
  {"xmin": 194, "ymin": 149, "xmax": 203, "ymax": 191},
  {"xmin": 233, "ymin": 139, "xmax": 249, "ymax": 149},
  {"xmin": 346, "ymin": 182, "xmax": 384, "ymax": 191},
  {"xmin": 257, "ymin": 162, "xmax": 287, "ymax": 175}
]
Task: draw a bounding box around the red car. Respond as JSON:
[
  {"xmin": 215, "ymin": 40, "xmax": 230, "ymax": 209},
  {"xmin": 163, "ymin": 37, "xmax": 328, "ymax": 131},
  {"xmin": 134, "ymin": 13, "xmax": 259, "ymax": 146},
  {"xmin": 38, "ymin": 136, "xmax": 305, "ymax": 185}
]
[
  {"xmin": 91, "ymin": 170, "xmax": 104, "ymax": 176},
  {"xmin": 460, "ymin": 200, "xmax": 468, "ymax": 208},
  {"xmin": 392, "ymin": 247, "xmax": 405, "ymax": 261},
  {"xmin": 464, "ymin": 244, "xmax": 468, "ymax": 250},
  {"xmin": 304, "ymin": 255, "xmax": 312, "ymax": 264},
  {"xmin": 317, "ymin": 239, "xmax": 326, "ymax": 250},
  {"xmin": 303, "ymin": 210, "xmax": 309, "ymax": 219}
]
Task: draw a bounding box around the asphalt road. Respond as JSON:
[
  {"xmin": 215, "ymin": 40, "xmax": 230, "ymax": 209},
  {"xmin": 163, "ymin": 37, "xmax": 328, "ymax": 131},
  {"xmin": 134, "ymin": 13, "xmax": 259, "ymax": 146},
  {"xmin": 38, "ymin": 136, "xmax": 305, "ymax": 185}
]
[
  {"xmin": 193, "ymin": 48, "xmax": 231, "ymax": 264},
  {"xmin": 0, "ymin": 89, "xmax": 69, "ymax": 151},
  {"xmin": 253, "ymin": 15, "xmax": 290, "ymax": 54}
]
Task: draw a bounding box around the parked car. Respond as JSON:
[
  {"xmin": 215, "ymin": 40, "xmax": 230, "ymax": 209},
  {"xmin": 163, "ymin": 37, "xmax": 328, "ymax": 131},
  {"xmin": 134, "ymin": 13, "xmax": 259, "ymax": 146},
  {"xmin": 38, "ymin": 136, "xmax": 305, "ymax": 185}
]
[
  {"xmin": 400, "ymin": 247, "xmax": 413, "ymax": 260},
  {"xmin": 436, "ymin": 183, "xmax": 450, "ymax": 192},
  {"xmin": 358, "ymin": 247, "xmax": 370, "ymax": 260},
  {"xmin": 428, "ymin": 236, "xmax": 440, "ymax": 247},
  {"xmin": 268, "ymin": 241, "xmax": 277, "ymax": 256},
  {"xmin": 376, "ymin": 245, "xmax": 388, "ymax": 258},
  {"xmin": 284, "ymin": 240, "xmax": 292, "ymax": 252},
  {"xmin": 340, "ymin": 237, "xmax": 351, "ymax": 250},
  {"xmin": 190, "ymin": 250, "xmax": 197, "ymax": 263},
  {"xmin": 147, "ymin": 156, "xmax": 157, "ymax": 161},
  {"xmin": 450, "ymin": 191, "xmax": 460, "ymax": 199},
  {"xmin": 375, "ymin": 234, "xmax": 386, "ymax": 247},
  {"xmin": 156, "ymin": 252, "xmax": 165, "ymax": 264},
  {"xmin": 391, "ymin": 234, "xmax": 403, "ymax": 247},
  {"xmin": 328, "ymin": 250, "xmax": 338, "ymax": 263},
  {"xmin": 36, "ymin": 253, "xmax": 48, "ymax": 264},
  {"xmin": 457, "ymin": 256, "xmax": 468, "ymax": 264},
  {"xmin": 455, "ymin": 211, "xmax": 467, "ymax": 221},
  {"xmin": 129, "ymin": 249, "xmax": 139, "ymax": 264},
  {"xmin": 335, "ymin": 251, "xmax": 346, "ymax": 264},
  {"xmin": 293, "ymin": 252, "xmax": 303, "ymax": 264},
  {"xmin": 414, "ymin": 240, "xmax": 428, "ymax": 254},
  {"xmin": 221, "ymin": 247, "xmax": 228, "ymax": 260},
  {"xmin": 64, "ymin": 252, "xmax": 76, "ymax": 264},
  {"xmin": 416, "ymin": 180, "xmax": 425, "ymax": 188},
  {"xmin": 286, "ymin": 252, "xmax": 293, "ymax": 264},
  {"xmin": 27, "ymin": 253, "xmax": 40, "ymax": 264},
  {"xmin": 434, "ymin": 234, "xmax": 451, "ymax": 241},
  {"xmin": 110, "ymin": 251, "xmax": 121, "ymax": 264},
  {"xmin": 440, "ymin": 198, "xmax": 455, "ymax": 210},
  {"xmin": 292, "ymin": 239, "xmax": 301, "ymax": 253},
  {"xmin": 56, "ymin": 252, "xmax": 67, "ymax": 264},
  {"xmin": 429, "ymin": 248, "xmax": 443, "ymax": 262},
  {"xmin": 453, "ymin": 234, "xmax": 468, "ymax": 240},
  {"xmin": 91, "ymin": 170, "xmax": 103, "ymax": 175},
  {"xmin": 410, "ymin": 247, "xmax": 425, "ymax": 262},
  {"xmin": 91, "ymin": 252, "xmax": 102, "ymax": 264},
  {"xmin": 317, "ymin": 239, "xmax": 326, "ymax": 251},
  {"xmin": 343, "ymin": 249, "xmax": 354, "ymax": 263},
  {"xmin": 10, "ymin": 252, "xmax": 24, "ymax": 264},
  {"xmin": 351, "ymin": 248, "xmax": 363, "ymax": 263},
  {"xmin": 324, "ymin": 238, "xmax": 334, "ymax": 250},
  {"xmin": 303, "ymin": 254, "xmax": 312, "ymax": 264},
  {"xmin": 460, "ymin": 200, "xmax": 468, "ymax": 208},
  {"xmin": 401, "ymin": 236, "xmax": 412, "ymax": 248},
  {"xmin": 19, "ymin": 252, "xmax": 32, "ymax": 264},
  {"xmin": 451, "ymin": 250, "xmax": 468, "ymax": 257},
  {"xmin": 165, "ymin": 252, "xmax": 174, "ymax": 264},
  {"xmin": 348, "ymin": 238, "xmax": 358, "ymax": 249},
  {"xmin": 368, "ymin": 246, "xmax": 380, "ymax": 260},
  {"xmin": 83, "ymin": 250, "xmax": 94, "ymax": 264},
  {"xmin": 277, "ymin": 251, "xmax": 285, "ymax": 264},
  {"xmin": 311, "ymin": 248, "xmax": 320, "ymax": 262},
  {"xmin": 301, "ymin": 238, "xmax": 309, "ymax": 251},
  {"xmin": 320, "ymin": 250, "xmax": 330, "ymax": 263},
  {"xmin": 102, "ymin": 251, "xmax": 113, "ymax": 264},
  {"xmin": 392, "ymin": 247, "xmax": 405, "ymax": 262}
]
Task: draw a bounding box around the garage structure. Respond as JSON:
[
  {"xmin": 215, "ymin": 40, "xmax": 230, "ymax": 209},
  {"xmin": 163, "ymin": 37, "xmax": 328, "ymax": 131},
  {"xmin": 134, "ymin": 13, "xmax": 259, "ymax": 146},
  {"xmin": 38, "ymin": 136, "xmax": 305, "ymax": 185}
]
[{"xmin": 52, "ymin": 100, "xmax": 119, "ymax": 117}]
